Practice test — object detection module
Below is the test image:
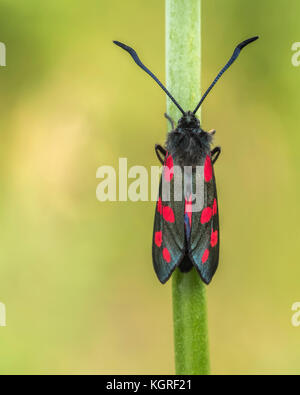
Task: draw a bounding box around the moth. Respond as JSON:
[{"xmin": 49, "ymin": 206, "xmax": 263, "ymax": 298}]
[{"xmin": 114, "ymin": 36, "xmax": 258, "ymax": 284}]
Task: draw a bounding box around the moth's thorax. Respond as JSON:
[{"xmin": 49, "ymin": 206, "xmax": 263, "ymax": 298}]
[{"xmin": 166, "ymin": 121, "xmax": 213, "ymax": 167}]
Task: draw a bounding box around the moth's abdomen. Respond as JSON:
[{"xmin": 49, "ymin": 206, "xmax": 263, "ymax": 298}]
[{"xmin": 179, "ymin": 255, "xmax": 193, "ymax": 273}]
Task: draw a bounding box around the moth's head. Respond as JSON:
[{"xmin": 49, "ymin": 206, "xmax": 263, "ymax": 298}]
[{"xmin": 178, "ymin": 111, "xmax": 200, "ymax": 129}]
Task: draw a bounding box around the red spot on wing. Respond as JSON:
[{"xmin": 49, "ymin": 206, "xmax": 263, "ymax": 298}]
[
  {"xmin": 211, "ymin": 229, "xmax": 218, "ymax": 248},
  {"xmin": 157, "ymin": 198, "xmax": 163, "ymax": 215},
  {"xmin": 212, "ymin": 198, "xmax": 217, "ymax": 216},
  {"xmin": 164, "ymin": 154, "xmax": 174, "ymax": 182},
  {"xmin": 163, "ymin": 206, "xmax": 175, "ymax": 223},
  {"xmin": 185, "ymin": 195, "xmax": 193, "ymax": 227},
  {"xmin": 200, "ymin": 207, "xmax": 212, "ymax": 224},
  {"xmin": 155, "ymin": 231, "xmax": 162, "ymax": 248},
  {"xmin": 202, "ymin": 249, "xmax": 210, "ymax": 264},
  {"xmin": 163, "ymin": 247, "xmax": 171, "ymax": 263},
  {"xmin": 204, "ymin": 155, "xmax": 213, "ymax": 182}
]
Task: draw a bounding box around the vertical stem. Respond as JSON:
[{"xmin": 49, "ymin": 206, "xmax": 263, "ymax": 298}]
[{"xmin": 166, "ymin": 0, "xmax": 210, "ymax": 375}]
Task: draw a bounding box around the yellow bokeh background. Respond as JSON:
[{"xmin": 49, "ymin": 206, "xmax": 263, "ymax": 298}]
[{"xmin": 0, "ymin": 0, "xmax": 299, "ymax": 374}]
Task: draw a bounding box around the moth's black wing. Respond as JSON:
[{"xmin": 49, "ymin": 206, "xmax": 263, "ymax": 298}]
[
  {"xmin": 152, "ymin": 153, "xmax": 185, "ymax": 284},
  {"xmin": 188, "ymin": 154, "xmax": 219, "ymax": 284},
  {"xmin": 152, "ymin": 152, "xmax": 219, "ymax": 285}
]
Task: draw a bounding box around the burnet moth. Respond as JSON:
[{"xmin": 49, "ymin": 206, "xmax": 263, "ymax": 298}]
[{"xmin": 114, "ymin": 36, "xmax": 259, "ymax": 284}]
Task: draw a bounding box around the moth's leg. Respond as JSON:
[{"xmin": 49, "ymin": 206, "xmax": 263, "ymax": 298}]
[
  {"xmin": 164, "ymin": 113, "xmax": 175, "ymax": 130},
  {"xmin": 211, "ymin": 146, "xmax": 221, "ymax": 164},
  {"xmin": 155, "ymin": 144, "xmax": 167, "ymax": 165}
]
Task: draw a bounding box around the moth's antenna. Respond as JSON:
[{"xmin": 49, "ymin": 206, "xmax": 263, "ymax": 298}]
[
  {"xmin": 113, "ymin": 41, "xmax": 185, "ymax": 115},
  {"xmin": 193, "ymin": 36, "xmax": 259, "ymax": 115}
]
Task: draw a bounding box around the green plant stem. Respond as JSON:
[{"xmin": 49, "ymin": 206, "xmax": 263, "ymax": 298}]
[{"xmin": 166, "ymin": 0, "xmax": 210, "ymax": 375}]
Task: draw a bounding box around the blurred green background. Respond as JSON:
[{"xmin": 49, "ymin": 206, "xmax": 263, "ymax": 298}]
[{"xmin": 0, "ymin": 0, "xmax": 299, "ymax": 374}]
